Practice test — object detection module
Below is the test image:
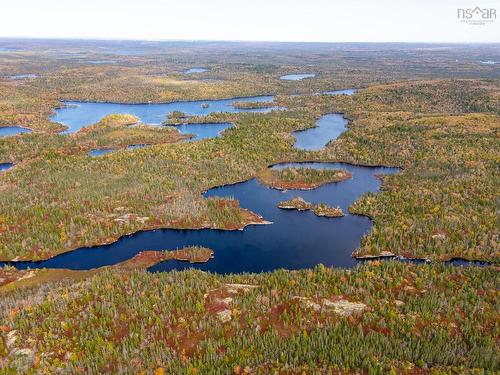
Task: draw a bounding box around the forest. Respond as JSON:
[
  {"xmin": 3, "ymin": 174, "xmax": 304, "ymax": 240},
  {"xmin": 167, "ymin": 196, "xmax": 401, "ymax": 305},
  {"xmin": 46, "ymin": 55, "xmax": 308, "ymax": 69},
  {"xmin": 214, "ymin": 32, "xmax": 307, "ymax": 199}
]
[{"xmin": 0, "ymin": 40, "xmax": 498, "ymax": 373}]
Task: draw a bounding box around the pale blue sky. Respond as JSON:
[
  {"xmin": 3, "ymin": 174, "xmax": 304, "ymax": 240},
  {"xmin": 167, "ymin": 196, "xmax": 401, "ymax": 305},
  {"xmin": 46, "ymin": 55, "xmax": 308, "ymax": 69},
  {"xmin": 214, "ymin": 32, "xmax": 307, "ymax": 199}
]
[{"xmin": 1, "ymin": 0, "xmax": 499, "ymax": 42}]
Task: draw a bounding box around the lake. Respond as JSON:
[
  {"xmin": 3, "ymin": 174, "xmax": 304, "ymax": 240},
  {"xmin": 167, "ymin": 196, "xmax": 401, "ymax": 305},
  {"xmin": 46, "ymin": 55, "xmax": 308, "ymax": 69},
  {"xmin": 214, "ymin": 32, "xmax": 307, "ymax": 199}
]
[
  {"xmin": 127, "ymin": 144, "xmax": 147, "ymax": 149},
  {"xmin": 294, "ymin": 113, "xmax": 347, "ymax": 151},
  {"xmin": 2, "ymin": 103, "xmax": 405, "ymax": 272},
  {"xmin": 88, "ymin": 148, "xmax": 116, "ymax": 157},
  {"xmin": 2, "ymin": 162, "xmax": 399, "ymax": 272},
  {"xmin": 0, "ymin": 126, "xmax": 32, "ymax": 137},
  {"xmin": 88, "ymin": 122, "xmax": 235, "ymax": 156},
  {"xmin": 3, "ymin": 98, "xmax": 487, "ymax": 272},
  {"xmin": 184, "ymin": 68, "xmax": 209, "ymax": 74},
  {"xmin": 9, "ymin": 74, "xmax": 38, "ymax": 80},
  {"xmin": 281, "ymin": 74, "xmax": 316, "ymax": 81},
  {"xmin": 51, "ymin": 95, "xmax": 277, "ymax": 134},
  {"xmin": 0, "ymin": 163, "xmax": 13, "ymax": 171},
  {"xmin": 175, "ymin": 122, "xmax": 234, "ymax": 141},
  {"xmin": 323, "ymin": 89, "xmax": 356, "ymax": 95},
  {"xmin": 89, "ymin": 145, "xmax": 149, "ymax": 157}
]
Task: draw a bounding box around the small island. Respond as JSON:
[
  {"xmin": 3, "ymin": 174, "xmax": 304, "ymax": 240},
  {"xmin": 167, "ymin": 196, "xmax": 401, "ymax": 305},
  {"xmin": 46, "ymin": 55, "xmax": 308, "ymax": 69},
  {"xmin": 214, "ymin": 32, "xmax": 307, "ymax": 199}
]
[
  {"xmin": 167, "ymin": 110, "xmax": 188, "ymax": 121},
  {"xmin": 278, "ymin": 197, "xmax": 345, "ymax": 217},
  {"xmin": 260, "ymin": 167, "xmax": 351, "ymax": 190},
  {"xmin": 312, "ymin": 203, "xmax": 345, "ymax": 217},
  {"xmin": 278, "ymin": 197, "xmax": 313, "ymax": 211},
  {"xmin": 119, "ymin": 246, "xmax": 215, "ymax": 269}
]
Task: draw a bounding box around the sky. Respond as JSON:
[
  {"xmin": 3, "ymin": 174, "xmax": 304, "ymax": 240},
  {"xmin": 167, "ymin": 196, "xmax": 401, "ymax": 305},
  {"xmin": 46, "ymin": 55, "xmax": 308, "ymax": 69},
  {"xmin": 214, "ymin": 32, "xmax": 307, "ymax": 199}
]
[{"xmin": 0, "ymin": 0, "xmax": 499, "ymax": 43}]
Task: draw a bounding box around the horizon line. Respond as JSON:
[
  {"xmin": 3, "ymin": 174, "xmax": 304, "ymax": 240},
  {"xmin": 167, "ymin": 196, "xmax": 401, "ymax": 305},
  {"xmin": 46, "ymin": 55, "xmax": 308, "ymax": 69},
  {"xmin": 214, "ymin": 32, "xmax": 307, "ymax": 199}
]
[{"xmin": 1, "ymin": 36, "xmax": 499, "ymax": 45}]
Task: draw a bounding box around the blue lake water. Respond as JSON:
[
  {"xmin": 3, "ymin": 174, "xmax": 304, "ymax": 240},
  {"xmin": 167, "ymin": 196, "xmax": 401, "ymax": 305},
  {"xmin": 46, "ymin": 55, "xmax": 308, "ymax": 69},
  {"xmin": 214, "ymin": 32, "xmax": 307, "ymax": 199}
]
[
  {"xmin": 281, "ymin": 74, "xmax": 316, "ymax": 81},
  {"xmin": 294, "ymin": 113, "xmax": 347, "ymax": 151},
  {"xmin": 89, "ymin": 145, "xmax": 148, "ymax": 157},
  {"xmin": 2, "ymin": 162, "xmax": 399, "ymax": 272},
  {"xmin": 9, "ymin": 74, "xmax": 38, "ymax": 80},
  {"xmin": 88, "ymin": 122, "xmax": 234, "ymax": 156},
  {"xmin": 0, "ymin": 163, "xmax": 13, "ymax": 171},
  {"xmin": 0, "ymin": 126, "xmax": 32, "ymax": 137},
  {"xmin": 2, "ymin": 99, "xmax": 487, "ymax": 271},
  {"xmin": 127, "ymin": 144, "xmax": 147, "ymax": 149},
  {"xmin": 185, "ymin": 68, "xmax": 209, "ymax": 74},
  {"xmin": 52, "ymin": 96, "xmax": 276, "ymax": 134},
  {"xmin": 323, "ymin": 89, "xmax": 356, "ymax": 96},
  {"xmin": 1, "ymin": 90, "xmax": 410, "ymax": 272},
  {"xmin": 88, "ymin": 148, "xmax": 116, "ymax": 157},
  {"xmin": 175, "ymin": 122, "xmax": 234, "ymax": 141}
]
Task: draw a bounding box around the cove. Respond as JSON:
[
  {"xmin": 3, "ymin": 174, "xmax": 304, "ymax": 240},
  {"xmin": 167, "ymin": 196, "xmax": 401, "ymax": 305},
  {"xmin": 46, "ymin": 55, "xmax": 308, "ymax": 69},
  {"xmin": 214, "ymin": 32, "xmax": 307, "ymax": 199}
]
[
  {"xmin": 88, "ymin": 148, "xmax": 116, "ymax": 157},
  {"xmin": 52, "ymin": 95, "xmax": 277, "ymax": 134},
  {"xmin": 175, "ymin": 122, "xmax": 234, "ymax": 141},
  {"xmin": 0, "ymin": 163, "xmax": 13, "ymax": 171},
  {"xmin": 294, "ymin": 113, "xmax": 347, "ymax": 151},
  {"xmin": 0, "ymin": 126, "xmax": 32, "ymax": 137}
]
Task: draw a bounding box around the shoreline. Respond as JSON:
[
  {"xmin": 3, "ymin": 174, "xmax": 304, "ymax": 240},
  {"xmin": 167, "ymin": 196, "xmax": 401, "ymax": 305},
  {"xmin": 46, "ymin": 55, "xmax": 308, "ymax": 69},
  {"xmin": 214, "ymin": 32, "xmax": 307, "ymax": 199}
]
[{"xmin": 54, "ymin": 93, "xmax": 276, "ymax": 107}]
